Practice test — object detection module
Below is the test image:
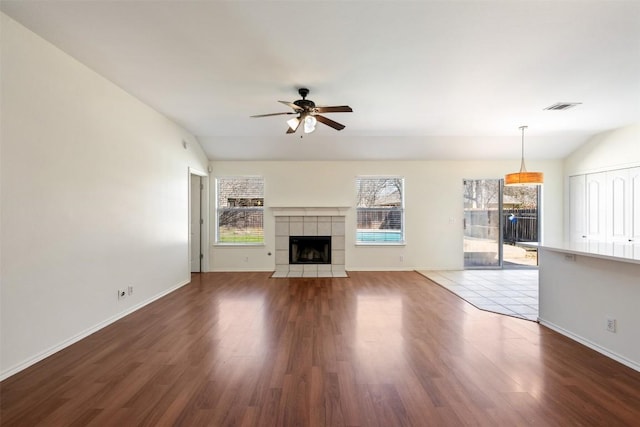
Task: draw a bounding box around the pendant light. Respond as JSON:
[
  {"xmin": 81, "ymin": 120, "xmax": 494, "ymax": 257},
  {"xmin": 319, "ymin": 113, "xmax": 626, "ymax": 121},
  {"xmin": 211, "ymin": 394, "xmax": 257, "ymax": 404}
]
[{"xmin": 505, "ymin": 125, "xmax": 543, "ymax": 186}]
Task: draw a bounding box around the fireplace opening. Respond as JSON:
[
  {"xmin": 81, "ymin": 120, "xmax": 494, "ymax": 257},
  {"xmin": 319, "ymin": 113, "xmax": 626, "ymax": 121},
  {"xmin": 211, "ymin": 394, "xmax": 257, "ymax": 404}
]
[{"xmin": 289, "ymin": 236, "xmax": 331, "ymax": 264}]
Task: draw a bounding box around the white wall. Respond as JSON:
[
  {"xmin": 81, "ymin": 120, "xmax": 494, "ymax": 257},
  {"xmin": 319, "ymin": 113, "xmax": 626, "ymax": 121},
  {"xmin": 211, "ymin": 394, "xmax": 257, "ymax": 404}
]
[
  {"xmin": 562, "ymin": 123, "xmax": 640, "ymax": 240},
  {"xmin": 541, "ymin": 123, "xmax": 640, "ymax": 370},
  {"xmin": 539, "ymin": 249, "xmax": 640, "ymax": 371},
  {"xmin": 0, "ymin": 14, "xmax": 209, "ymax": 378},
  {"xmin": 209, "ymin": 159, "xmax": 563, "ymax": 271},
  {"xmin": 564, "ymin": 123, "xmax": 640, "ymax": 175}
]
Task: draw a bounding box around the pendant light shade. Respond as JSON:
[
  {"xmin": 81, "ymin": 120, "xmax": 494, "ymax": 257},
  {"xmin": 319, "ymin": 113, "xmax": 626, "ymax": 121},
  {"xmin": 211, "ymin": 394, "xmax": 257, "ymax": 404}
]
[
  {"xmin": 505, "ymin": 171, "xmax": 544, "ymax": 185},
  {"xmin": 505, "ymin": 126, "xmax": 543, "ymax": 186}
]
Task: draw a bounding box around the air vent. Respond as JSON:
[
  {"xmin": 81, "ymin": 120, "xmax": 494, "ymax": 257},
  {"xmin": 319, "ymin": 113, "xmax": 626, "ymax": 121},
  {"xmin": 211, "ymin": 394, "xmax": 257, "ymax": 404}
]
[{"xmin": 544, "ymin": 102, "xmax": 582, "ymax": 111}]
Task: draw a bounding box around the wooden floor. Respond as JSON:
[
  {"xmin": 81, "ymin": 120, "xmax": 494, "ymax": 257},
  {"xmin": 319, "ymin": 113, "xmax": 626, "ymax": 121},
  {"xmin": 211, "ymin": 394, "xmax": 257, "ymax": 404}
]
[{"xmin": 2, "ymin": 272, "xmax": 640, "ymax": 426}]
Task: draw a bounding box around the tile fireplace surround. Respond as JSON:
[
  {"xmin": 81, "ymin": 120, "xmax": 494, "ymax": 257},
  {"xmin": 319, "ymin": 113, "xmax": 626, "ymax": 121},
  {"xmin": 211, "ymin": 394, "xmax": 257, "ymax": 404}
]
[{"xmin": 271, "ymin": 207, "xmax": 349, "ymax": 278}]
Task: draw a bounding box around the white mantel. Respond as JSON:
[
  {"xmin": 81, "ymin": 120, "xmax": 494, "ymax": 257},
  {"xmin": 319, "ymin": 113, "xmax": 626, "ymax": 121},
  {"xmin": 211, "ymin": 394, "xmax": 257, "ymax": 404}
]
[{"xmin": 270, "ymin": 206, "xmax": 350, "ymax": 217}]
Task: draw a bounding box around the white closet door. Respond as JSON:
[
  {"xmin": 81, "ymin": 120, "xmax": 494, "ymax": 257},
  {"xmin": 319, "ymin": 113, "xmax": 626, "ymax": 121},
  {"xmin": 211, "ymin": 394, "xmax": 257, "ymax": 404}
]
[
  {"xmin": 569, "ymin": 175, "xmax": 586, "ymax": 241},
  {"xmin": 585, "ymin": 172, "xmax": 606, "ymax": 241},
  {"xmin": 606, "ymin": 169, "xmax": 631, "ymax": 243},
  {"xmin": 630, "ymin": 167, "xmax": 640, "ymax": 243}
]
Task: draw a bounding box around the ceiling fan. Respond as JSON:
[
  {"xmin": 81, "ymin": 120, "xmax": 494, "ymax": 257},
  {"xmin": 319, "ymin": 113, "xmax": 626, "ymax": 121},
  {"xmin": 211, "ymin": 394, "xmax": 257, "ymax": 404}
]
[{"xmin": 251, "ymin": 88, "xmax": 353, "ymax": 134}]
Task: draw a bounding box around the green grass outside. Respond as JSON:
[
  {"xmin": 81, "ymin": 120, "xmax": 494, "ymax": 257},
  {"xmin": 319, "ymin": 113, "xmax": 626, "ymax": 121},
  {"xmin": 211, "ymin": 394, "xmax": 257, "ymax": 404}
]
[{"xmin": 218, "ymin": 228, "xmax": 263, "ymax": 243}]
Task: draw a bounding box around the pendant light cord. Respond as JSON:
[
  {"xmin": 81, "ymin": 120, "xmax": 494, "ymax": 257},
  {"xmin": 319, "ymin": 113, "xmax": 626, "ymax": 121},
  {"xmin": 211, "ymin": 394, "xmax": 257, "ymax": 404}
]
[{"xmin": 519, "ymin": 125, "xmax": 528, "ymax": 173}]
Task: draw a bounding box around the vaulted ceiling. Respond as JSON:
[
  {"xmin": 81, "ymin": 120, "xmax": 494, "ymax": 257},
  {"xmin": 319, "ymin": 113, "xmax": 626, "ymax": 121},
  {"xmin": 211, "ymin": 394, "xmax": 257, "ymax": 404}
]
[{"xmin": 2, "ymin": 1, "xmax": 639, "ymax": 161}]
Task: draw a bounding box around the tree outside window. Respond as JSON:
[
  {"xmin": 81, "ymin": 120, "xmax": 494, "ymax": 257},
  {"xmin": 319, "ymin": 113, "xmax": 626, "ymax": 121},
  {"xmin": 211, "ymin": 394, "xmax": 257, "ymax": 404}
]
[
  {"xmin": 356, "ymin": 177, "xmax": 404, "ymax": 244},
  {"xmin": 216, "ymin": 177, "xmax": 264, "ymax": 244}
]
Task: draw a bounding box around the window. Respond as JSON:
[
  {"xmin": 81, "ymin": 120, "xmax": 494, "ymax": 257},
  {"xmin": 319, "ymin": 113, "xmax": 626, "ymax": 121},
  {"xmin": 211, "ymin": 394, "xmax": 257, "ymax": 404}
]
[
  {"xmin": 216, "ymin": 177, "xmax": 264, "ymax": 244},
  {"xmin": 356, "ymin": 177, "xmax": 404, "ymax": 244}
]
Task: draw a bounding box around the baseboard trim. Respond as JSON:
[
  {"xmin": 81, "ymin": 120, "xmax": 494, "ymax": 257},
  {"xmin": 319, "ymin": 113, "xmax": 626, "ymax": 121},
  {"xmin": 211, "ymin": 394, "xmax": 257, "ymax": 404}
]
[
  {"xmin": 0, "ymin": 278, "xmax": 191, "ymax": 381},
  {"xmin": 539, "ymin": 319, "xmax": 640, "ymax": 373}
]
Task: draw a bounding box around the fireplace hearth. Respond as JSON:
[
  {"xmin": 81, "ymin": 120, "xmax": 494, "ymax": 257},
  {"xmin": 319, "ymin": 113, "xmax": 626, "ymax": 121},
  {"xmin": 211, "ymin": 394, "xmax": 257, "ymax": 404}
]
[{"xmin": 290, "ymin": 236, "xmax": 331, "ymax": 264}]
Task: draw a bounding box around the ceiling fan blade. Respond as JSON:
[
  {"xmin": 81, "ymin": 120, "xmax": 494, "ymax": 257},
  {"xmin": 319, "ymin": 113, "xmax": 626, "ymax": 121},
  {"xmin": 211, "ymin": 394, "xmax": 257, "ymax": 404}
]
[
  {"xmin": 278, "ymin": 101, "xmax": 302, "ymax": 111},
  {"xmin": 250, "ymin": 112, "xmax": 296, "ymax": 118},
  {"xmin": 314, "ymin": 105, "xmax": 353, "ymax": 113},
  {"xmin": 315, "ymin": 114, "xmax": 346, "ymax": 131}
]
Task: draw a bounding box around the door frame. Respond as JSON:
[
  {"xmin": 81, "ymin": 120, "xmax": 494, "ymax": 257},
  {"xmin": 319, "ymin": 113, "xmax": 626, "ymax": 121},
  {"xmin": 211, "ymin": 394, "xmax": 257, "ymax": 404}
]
[{"xmin": 189, "ymin": 167, "xmax": 209, "ymax": 272}]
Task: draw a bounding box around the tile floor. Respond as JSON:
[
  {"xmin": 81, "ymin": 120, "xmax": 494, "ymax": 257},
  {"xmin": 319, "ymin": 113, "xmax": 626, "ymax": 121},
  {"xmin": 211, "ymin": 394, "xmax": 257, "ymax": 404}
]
[{"xmin": 418, "ymin": 269, "xmax": 539, "ymax": 321}]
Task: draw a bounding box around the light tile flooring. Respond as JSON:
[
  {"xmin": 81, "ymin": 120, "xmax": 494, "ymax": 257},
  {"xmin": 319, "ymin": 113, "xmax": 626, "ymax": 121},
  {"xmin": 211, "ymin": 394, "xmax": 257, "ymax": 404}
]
[{"xmin": 418, "ymin": 269, "xmax": 539, "ymax": 321}]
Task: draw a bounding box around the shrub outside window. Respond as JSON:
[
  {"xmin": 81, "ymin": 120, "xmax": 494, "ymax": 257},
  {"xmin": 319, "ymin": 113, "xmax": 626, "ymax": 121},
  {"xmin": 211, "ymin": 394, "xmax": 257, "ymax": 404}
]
[
  {"xmin": 216, "ymin": 177, "xmax": 264, "ymax": 244},
  {"xmin": 356, "ymin": 177, "xmax": 405, "ymax": 244}
]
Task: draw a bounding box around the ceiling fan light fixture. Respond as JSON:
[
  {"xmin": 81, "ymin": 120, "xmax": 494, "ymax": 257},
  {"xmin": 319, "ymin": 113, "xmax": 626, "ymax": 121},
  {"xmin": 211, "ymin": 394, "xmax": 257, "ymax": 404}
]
[
  {"xmin": 505, "ymin": 126, "xmax": 544, "ymax": 186},
  {"xmin": 303, "ymin": 115, "xmax": 317, "ymax": 133},
  {"xmin": 287, "ymin": 117, "xmax": 300, "ymax": 131},
  {"xmin": 251, "ymin": 88, "xmax": 351, "ymax": 134}
]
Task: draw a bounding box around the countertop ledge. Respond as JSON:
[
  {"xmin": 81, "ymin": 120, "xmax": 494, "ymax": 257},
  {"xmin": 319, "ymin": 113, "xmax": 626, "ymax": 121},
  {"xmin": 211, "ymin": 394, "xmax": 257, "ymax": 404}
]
[{"xmin": 536, "ymin": 241, "xmax": 640, "ymax": 265}]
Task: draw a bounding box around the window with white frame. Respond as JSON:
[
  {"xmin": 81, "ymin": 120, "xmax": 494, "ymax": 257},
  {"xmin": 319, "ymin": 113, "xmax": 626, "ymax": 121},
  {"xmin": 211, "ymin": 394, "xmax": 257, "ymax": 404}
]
[
  {"xmin": 356, "ymin": 176, "xmax": 405, "ymax": 244},
  {"xmin": 216, "ymin": 177, "xmax": 264, "ymax": 244}
]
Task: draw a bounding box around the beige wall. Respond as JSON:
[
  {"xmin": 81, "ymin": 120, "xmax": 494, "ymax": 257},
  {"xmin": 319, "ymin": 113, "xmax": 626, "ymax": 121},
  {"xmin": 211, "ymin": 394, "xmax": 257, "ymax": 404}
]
[{"xmin": 209, "ymin": 159, "xmax": 563, "ymax": 271}]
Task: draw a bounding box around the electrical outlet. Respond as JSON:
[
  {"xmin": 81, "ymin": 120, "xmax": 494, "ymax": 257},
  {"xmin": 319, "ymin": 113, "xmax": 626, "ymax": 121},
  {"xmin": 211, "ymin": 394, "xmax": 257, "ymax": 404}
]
[
  {"xmin": 564, "ymin": 254, "xmax": 576, "ymax": 262},
  {"xmin": 117, "ymin": 289, "xmax": 126, "ymax": 301},
  {"xmin": 399, "ymin": 255, "xmax": 404, "ymax": 262},
  {"xmin": 127, "ymin": 286, "xmax": 134, "ymax": 296},
  {"xmin": 244, "ymin": 256, "xmax": 249, "ymax": 262},
  {"xmin": 606, "ymin": 317, "xmax": 617, "ymax": 333}
]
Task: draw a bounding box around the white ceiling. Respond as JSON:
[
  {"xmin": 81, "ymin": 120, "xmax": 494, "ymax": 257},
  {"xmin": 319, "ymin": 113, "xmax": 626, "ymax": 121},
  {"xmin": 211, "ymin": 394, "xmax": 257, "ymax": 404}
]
[{"xmin": 2, "ymin": 0, "xmax": 639, "ymax": 161}]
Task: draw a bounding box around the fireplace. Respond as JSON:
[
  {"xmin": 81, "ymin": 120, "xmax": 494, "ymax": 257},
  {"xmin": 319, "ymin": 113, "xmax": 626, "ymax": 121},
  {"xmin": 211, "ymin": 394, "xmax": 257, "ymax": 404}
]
[
  {"xmin": 290, "ymin": 236, "xmax": 331, "ymax": 264},
  {"xmin": 272, "ymin": 207, "xmax": 348, "ymax": 278}
]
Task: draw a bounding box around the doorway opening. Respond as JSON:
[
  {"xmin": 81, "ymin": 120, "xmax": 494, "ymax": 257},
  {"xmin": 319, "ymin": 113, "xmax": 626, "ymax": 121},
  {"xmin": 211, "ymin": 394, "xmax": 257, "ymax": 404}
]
[
  {"xmin": 190, "ymin": 170, "xmax": 207, "ymax": 273},
  {"xmin": 463, "ymin": 179, "xmax": 539, "ymax": 269}
]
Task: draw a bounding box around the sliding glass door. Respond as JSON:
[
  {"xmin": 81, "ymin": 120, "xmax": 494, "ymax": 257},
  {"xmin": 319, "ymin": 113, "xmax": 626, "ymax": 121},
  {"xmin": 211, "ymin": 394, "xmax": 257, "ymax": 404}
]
[
  {"xmin": 502, "ymin": 185, "xmax": 539, "ymax": 267},
  {"xmin": 463, "ymin": 179, "xmax": 502, "ymax": 268},
  {"xmin": 463, "ymin": 179, "xmax": 540, "ymax": 269}
]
